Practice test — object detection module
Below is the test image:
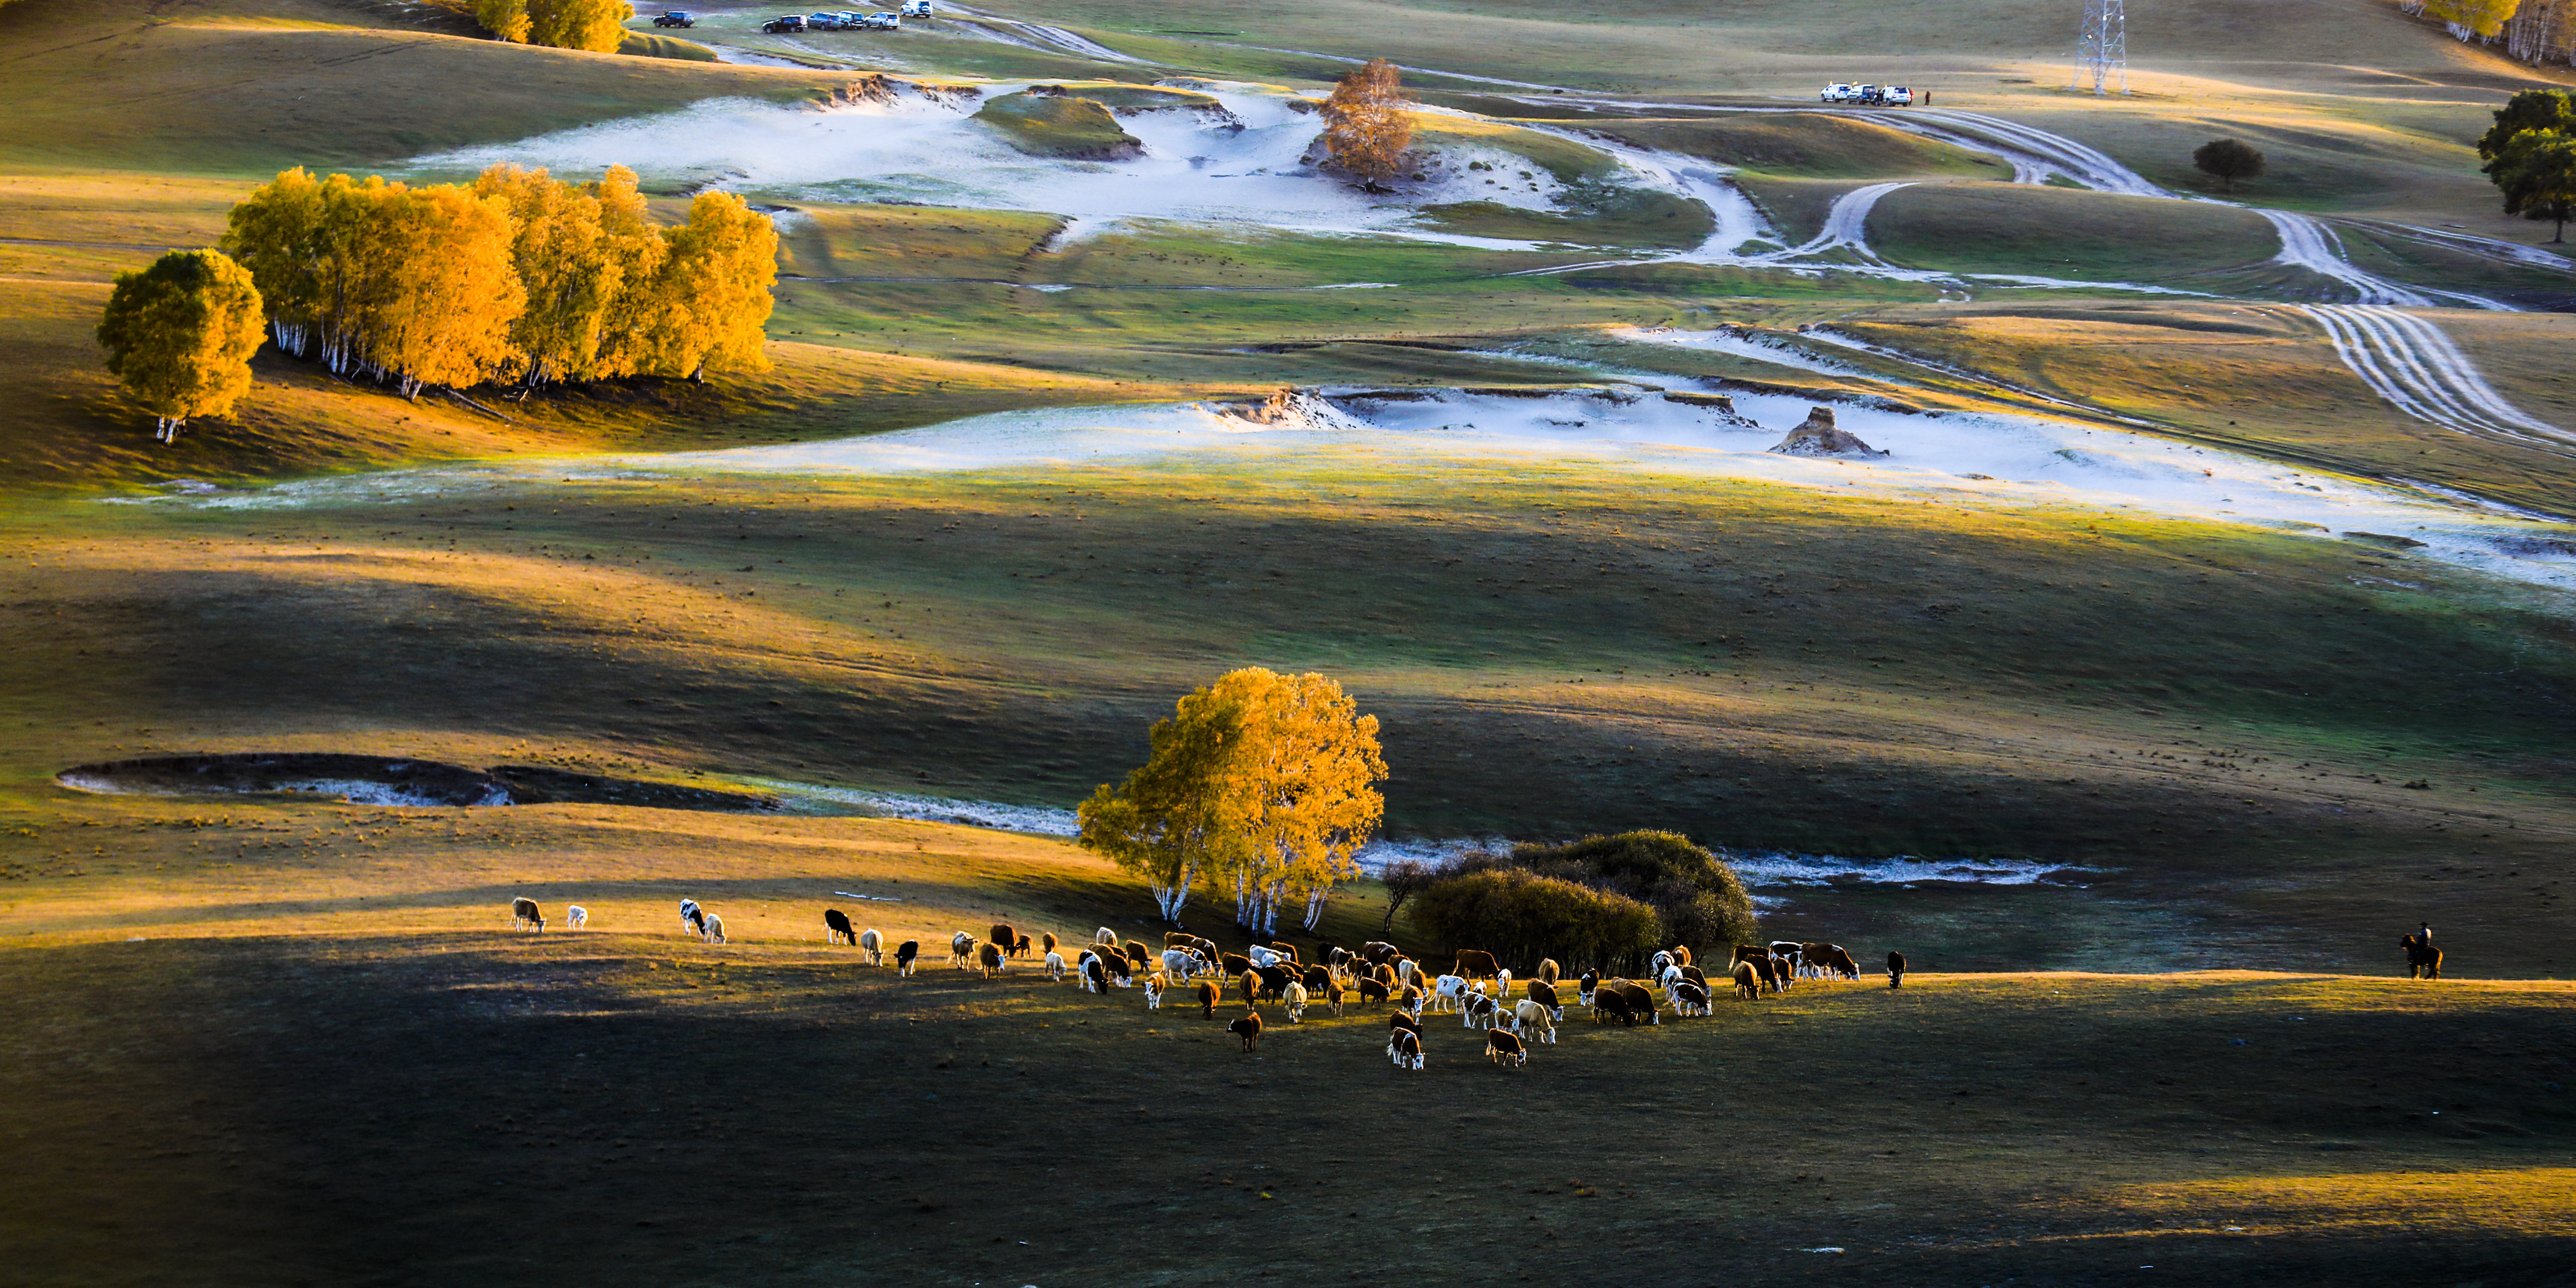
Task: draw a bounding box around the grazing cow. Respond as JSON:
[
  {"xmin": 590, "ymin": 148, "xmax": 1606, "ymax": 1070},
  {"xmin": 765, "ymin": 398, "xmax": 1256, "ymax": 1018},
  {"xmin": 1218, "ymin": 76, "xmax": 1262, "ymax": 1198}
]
[
  {"xmin": 825, "ymin": 909, "xmax": 857, "ymax": 945},
  {"xmin": 1040, "ymin": 932, "xmax": 1060, "ymax": 959},
  {"xmin": 1649, "ymin": 950, "xmax": 1675, "ymax": 979},
  {"xmin": 1592, "ymin": 987, "xmax": 1638, "ymax": 1025},
  {"xmin": 1811, "ymin": 944, "xmax": 1858, "ymax": 981},
  {"xmin": 1577, "ymin": 970, "xmax": 1600, "ymax": 1006},
  {"xmin": 1387, "ymin": 1027, "xmax": 1424, "ymax": 1071},
  {"xmin": 1462, "ymin": 991, "xmax": 1500, "ymax": 1030},
  {"xmin": 1770, "ymin": 941, "xmax": 1805, "ymax": 976},
  {"xmin": 1527, "ymin": 980, "xmax": 1564, "ymax": 1021},
  {"xmin": 895, "ymin": 939, "xmax": 921, "ymax": 976},
  {"xmin": 1453, "ymin": 949, "xmax": 1502, "ymax": 983},
  {"xmin": 1400, "ymin": 984, "xmax": 1427, "ymax": 1017},
  {"xmin": 1428, "ymin": 974, "xmax": 1469, "ymax": 1015},
  {"xmin": 949, "ymin": 931, "xmax": 978, "ymax": 967},
  {"xmin": 1082, "ymin": 957, "xmax": 1109, "ymax": 995},
  {"xmin": 1486, "ymin": 1028, "xmax": 1528, "ymax": 1069},
  {"xmin": 1079, "ymin": 947, "xmax": 1133, "ymax": 987},
  {"xmin": 1013, "ymin": 933, "xmax": 1033, "ymax": 958},
  {"xmin": 512, "ymin": 898, "xmax": 545, "ymax": 932},
  {"xmin": 1094, "ymin": 927, "xmax": 1119, "ymax": 946},
  {"xmin": 1611, "ymin": 980, "xmax": 1659, "ymax": 1025},
  {"xmin": 1328, "ymin": 945, "xmax": 1357, "ymax": 972},
  {"xmin": 1671, "ymin": 945, "xmax": 1693, "ymax": 968},
  {"xmin": 565, "ymin": 905, "xmax": 588, "ymax": 931},
  {"xmin": 1512, "ymin": 999, "xmax": 1557, "ymax": 1044},
  {"xmin": 1677, "ymin": 964, "xmax": 1708, "ymax": 992},
  {"xmin": 1233, "ymin": 971, "xmax": 1263, "ymax": 1009},
  {"xmin": 1732, "ymin": 961, "xmax": 1761, "ymax": 1000},
  {"xmin": 1769, "ymin": 953, "xmax": 1797, "ymax": 994},
  {"xmin": 1126, "ymin": 940, "xmax": 1154, "ymax": 975},
  {"xmin": 1220, "ymin": 952, "xmax": 1256, "ymax": 978},
  {"xmin": 679, "ymin": 899, "xmax": 705, "ymax": 937},
  {"xmin": 1362, "ymin": 940, "xmax": 1401, "ymax": 966},
  {"xmin": 988, "ymin": 923, "xmax": 1019, "ymax": 957},
  {"xmin": 1165, "ymin": 930, "xmax": 1200, "ymax": 950},
  {"xmin": 1736, "ymin": 952, "xmax": 1779, "ymax": 994},
  {"xmin": 1163, "ymin": 948, "xmax": 1206, "ymax": 981},
  {"xmin": 1197, "ymin": 979, "xmax": 1219, "ymax": 1019},
  {"xmin": 1045, "ymin": 950, "xmax": 1067, "ymax": 981},
  {"xmin": 2400, "ymin": 935, "xmax": 2442, "ymax": 980},
  {"xmin": 1370, "ymin": 962, "xmax": 1398, "ymax": 990},
  {"xmin": 1251, "ymin": 964, "xmax": 1295, "ymax": 1000},
  {"xmin": 1357, "ymin": 976, "xmax": 1392, "ymax": 1005},
  {"xmin": 858, "ymin": 928, "xmax": 884, "ymax": 966},
  {"xmin": 1301, "ymin": 964, "xmax": 1333, "ymax": 996},
  {"xmin": 1887, "ymin": 950, "xmax": 1907, "ymax": 989},
  {"xmin": 1536, "ymin": 958, "xmax": 1561, "ymax": 985},
  {"xmin": 1282, "ymin": 980, "xmax": 1308, "ymax": 1023},
  {"xmin": 1671, "ymin": 981, "xmax": 1711, "ymax": 1017},
  {"xmin": 977, "ymin": 942, "xmax": 1006, "ymax": 976},
  {"xmin": 701, "ymin": 913, "xmax": 726, "ymax": 945},
  {"xmin": 1323, "ymin": 979, "xmax": 1347, "ymax": 1018},
  {"xmin": 1228, "ymin": 1011, "xmax": 1263, "ymax": 1052},
  {"xmin": 1388, "ymin": 1011, "xmax": 1422, "ymax": 1046},
  {"xmin": 1144, "ymin": 972, "xmax": 1168, "ymax": 1009},
  {"xmin": 1396, "ymin": 959, "xmax": 1426, "ymax": 989},
  {"xmin": 1248, "ymin": 945, "xmax": 1280, "ymax": 969}
]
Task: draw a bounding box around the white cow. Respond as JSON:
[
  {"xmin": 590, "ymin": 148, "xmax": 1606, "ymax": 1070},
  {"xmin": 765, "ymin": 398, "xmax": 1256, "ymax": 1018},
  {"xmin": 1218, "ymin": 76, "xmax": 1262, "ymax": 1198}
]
[
  {"xmin": 564, "ymin": 905, "xmax": 588, "ymax": 931},
  {"xmin": 1513, "ymin": 999, "xmax": 1557, "ymax": 1044},
  {"xmin": 1281, "ymin": 980, "xmax": 1308, "ymax": 1023},
  {"xmin": 859, "ymin": 928, "xmax": 884, "ymax": 966},
  {"xmin": 701, "ymin": 913, "xmax": 726, "ymax": 944},
  {"xmin": 1045, "ymin": 950, "xmax": 1067, "ymax": 981},
  {"xmin": 1428, "ymin": 974, "xmax": 1469, "ymax": 1015}
]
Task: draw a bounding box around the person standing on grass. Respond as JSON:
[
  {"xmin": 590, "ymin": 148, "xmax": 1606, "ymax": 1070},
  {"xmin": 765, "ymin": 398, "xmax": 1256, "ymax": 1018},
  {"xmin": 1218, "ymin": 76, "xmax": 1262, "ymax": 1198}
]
[{"xmin": 1887, "ymin": 950, "xmax": 1907, "ymax": 989}]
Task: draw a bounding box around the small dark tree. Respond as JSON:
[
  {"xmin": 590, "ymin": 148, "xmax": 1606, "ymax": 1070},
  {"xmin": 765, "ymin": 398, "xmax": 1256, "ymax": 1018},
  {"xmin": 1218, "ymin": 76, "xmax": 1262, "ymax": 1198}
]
[
  {"xmin": 1378, "ymin": 857, "xmax": 1435, "ymax": 931},
  {"xmin": 2496, "ymin": 129, "xmax": 2576, "ymax": 243},
  {"xmin": 2475, "ymin": 89, "xmax": 2574, "ymax": 166},
  {"xmin": 2193, "ymin": 138, "xmax": 2267, "ymax": 194}
]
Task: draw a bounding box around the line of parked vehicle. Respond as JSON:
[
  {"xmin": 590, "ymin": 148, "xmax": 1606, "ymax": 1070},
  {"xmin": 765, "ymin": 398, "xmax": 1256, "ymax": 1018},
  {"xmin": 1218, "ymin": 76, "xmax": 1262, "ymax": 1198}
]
[
  {"xmin": 752, "ymin": 0, "xmax": 930, "ymax": 32},
  {"xmin": 1820, "ymin": 83, "xmax": 1917, "ymax": 106}
]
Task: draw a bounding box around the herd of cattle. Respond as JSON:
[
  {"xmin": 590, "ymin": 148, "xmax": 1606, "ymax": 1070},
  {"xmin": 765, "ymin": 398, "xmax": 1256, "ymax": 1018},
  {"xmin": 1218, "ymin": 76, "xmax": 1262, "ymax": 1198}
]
[{"xmin": 508, "ymin": 895, "xmax": 1913, "ymax": 1071}]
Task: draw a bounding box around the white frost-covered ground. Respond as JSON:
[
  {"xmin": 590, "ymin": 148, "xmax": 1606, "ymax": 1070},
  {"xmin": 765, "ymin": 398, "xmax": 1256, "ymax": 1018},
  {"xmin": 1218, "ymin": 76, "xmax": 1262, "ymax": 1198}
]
[{"xmin": 415, "ymin": 82, "xmax": 1568, "ymax": 248}]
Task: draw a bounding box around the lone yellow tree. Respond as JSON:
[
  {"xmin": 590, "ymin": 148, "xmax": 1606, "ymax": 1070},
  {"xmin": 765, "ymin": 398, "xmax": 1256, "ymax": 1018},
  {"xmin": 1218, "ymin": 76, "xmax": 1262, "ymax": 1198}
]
[
  {"xmin": 477, "ymin": 0, "xmax": 632, "ymax": 51},
  {"xmin": 1320, "ymin": 58, "xmax": 1414, "ymax": 183},
  {"xmin": 95, "ymin": 249, "xmax": 266, "ymax": 443},
  {"xmin": 1078, "ymin": 668, "xmax": 1385, "ymax": 930}
]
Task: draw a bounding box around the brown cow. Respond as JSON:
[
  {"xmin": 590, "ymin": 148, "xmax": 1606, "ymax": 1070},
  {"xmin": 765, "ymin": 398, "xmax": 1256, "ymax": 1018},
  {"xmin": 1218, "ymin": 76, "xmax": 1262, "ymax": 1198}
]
[
  {"xmin": 1363, "ymin": 940, "xmax": 1402, "ymax": 965},
  {"xmin": 1611, "ymin": 980, "xmax": 1659, "ymax": 1025},
  {"xmin": 1453, "ymin": 949, "xmax": 1502, "ymax": 982},
  {"xmin": 1486, "ymin": 1028, "xmax": 1528, "ymax": 1068},
  {"xmin": 990, "ymin": 923, "xmax": 1019, "ymax": 957},
  {"xmin": 977, "ymin": 942, "xmax": 1005, "ymax": 976},
  {"xmin": 1357, "ymin": 976, "xmax": 1392, "ymax": 1005},
  {"xmin": 1228, "ymin": 1011, "xmax": 1263, "ymax": 1052},
  {"xmin": 1731, "ymin": 961, "xmax": 1761, "ymax": 1000},
  {"xmin": 1266, "ymin": 941, "xmax": 1302, "ymax": 966},
  {"xmin": 1196, "ymin": 979, "xmax": 1219, "ymax": 1019}
]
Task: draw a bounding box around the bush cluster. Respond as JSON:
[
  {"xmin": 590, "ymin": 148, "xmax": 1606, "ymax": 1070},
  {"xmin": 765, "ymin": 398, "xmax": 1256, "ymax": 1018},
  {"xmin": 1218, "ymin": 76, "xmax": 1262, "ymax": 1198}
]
[{"xmin": 1404, "ymin": 830, "xmax": 1757, "ymax": 973}]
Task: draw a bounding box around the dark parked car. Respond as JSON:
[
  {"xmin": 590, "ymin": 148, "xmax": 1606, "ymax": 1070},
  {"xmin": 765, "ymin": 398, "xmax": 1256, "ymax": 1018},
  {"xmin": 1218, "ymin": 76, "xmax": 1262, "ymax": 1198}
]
[
  {"xmin": 651, "ymin": 10, "xmax": 694, "ymax": 26},
  {"xmin": 760, "ymin": 13, "xmax": 805, "ymax": 31}
]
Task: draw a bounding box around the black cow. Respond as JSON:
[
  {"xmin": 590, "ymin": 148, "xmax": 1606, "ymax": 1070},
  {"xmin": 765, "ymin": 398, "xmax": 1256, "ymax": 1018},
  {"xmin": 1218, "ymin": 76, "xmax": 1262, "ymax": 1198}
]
[
  {"xmin": 1887, "ymin": 950, "xmax": 1907, "ymax": 989},
  {"xmin": 894, "ymin": 939, "xmax": 921, "ymax": 976},
  {"xmin": 825, "ymin": 908, "xmax": 857, "ymax": 945}
]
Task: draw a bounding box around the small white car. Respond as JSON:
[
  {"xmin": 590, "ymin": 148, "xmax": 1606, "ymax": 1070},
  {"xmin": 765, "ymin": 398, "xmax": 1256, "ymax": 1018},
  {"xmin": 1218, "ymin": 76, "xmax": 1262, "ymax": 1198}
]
[
  {"xmin": 1883, "ymin": 85, "xmax": 1914, "ymax": 105},
  {"xmin": 900, "ymin": 0, "xmax": 932, "ymax": 15},
  {"xmin": 1821, "ymin": 82, "xmax": 1858, "ymax": 102}
]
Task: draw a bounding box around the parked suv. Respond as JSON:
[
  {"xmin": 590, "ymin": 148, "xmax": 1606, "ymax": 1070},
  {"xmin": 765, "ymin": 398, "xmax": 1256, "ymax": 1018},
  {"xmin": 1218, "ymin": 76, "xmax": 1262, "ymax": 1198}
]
[
  {"xmin": 806, "ymin": 11, "xmax": 845, "ymax": 28},
  {"xmin": 1820, "ymin": 82, "xmax": 1858, "ymax": 102},
  {"xmin": 651, "ymin": 10, "xmax": 694, "ymax": 26},
  {"xmin": 900, "ymin": 0, "xmax": 932, "ymax": 15},
  {"xmin": 1882, "ymin": 85, "xmax": 1915, "ymax": 105},
  {"xmin": 761, "ymin": 13, "xmax": 805, "ymax": 31}
]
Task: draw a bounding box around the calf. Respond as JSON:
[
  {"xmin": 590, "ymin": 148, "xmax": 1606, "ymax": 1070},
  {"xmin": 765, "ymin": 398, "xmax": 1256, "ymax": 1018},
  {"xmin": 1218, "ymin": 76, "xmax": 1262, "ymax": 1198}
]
[
  {"xmin": 1527, "ymin": 980, "xmax": 1564, "ymax": 1021},
  {"xmin": 1013, "ymin": 933, "xmax": 1033, "ymax": 958},
  {"xmin": 511, "ymin": 898, "xmax": 545, "ymax": 932},
  {"xmin": 977, "ymin": 941, "xmax": 1006, "ymax": 976},
  {"xmin": 825, "ymin": 908, "xmax": 857, "ymax": 945},
  {"xmin": 860, "ymin": 928, "xmax": 884, "ymax": 966},
  {"xmin": 1452, "ymin": 949, "xmax": 1501, "ymax": 982},
  {"xmin": 1462, "ymin": 991, "xmax": 1500, "ymax": 1030},
  {"xmin": 895, "ymin": 939, "xmax": 921, "ymax": 976},
  {"xmin": 949, "ymin": 931, "xmax": 978, "ymax": 967},
  {"xmin": 1611, "ymin": 980, "xmax": 1659, "ymax": 1025},
  {"xmin": 1428, "ymin": 974, "xmax": 1468, "ymax": 1015},
  {"xmin": 1887, "ymin": 950, "xmax": 1907, "ymax": 989},
  {"xmin": 1512, "ymin": 999, "xmax": 1556, "ymax": 1044},
  {"xmin": 989, "ymin": 923, "xmax": 1019, "ymax": 957},
  {"xmin": 1671, "ymin": 981, "xmax": 1711, "ymax": 1017},
  {"xmin": 1045, "ymin": 950, "xmax": 1067, "ymax": 981},
  {"xmin": 1591, "ymin": 987, "xmax": 1638, "ymax": 1026},
  {"xmin": 1281, "ymin": 980, "xmax": 1308, "ymax": 1023},
  {"xmin": 1144, "ymin": 972, "xmax": 1168, "ymax": 1009},
  {"xmin": 1228, "ymin": 1011, "xmax": 1263, "ymax": 1052},
  {"xmin": 1731, "ymin": 960, "xmax": 1760, "ymax": 1000},
  {"xmin": 1387, "ymin": 1027, "xmax": 1424, "ymax": 1071},
  {"xmin": 679, "ymin": 899, "xmax": 705, "ymax": 937},
  {"xmin": 1486, "ymin": 1028, "xmax": 1528, "ymax": 1069},
  {"xmin": 565, "ymin": 905, "xmax": 588, "ymax": 931},
  {"xmin": 1197, "ymin": 979, "xmax": 1219, "ymax": 1019},
  {"xmin": 701, "ymin": 913, "xmax": 726, "ymax": 945}
]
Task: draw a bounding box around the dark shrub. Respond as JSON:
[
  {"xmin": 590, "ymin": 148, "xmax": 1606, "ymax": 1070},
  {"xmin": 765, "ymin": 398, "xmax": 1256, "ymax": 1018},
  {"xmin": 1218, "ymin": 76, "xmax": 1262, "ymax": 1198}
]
[
  {"xmin": 1406, "ymin": 867, "xmax": 1662, "ymax": 974},
  {"xmin": 1513, "ymin": 830, "xmax": 1758, "ymax": 958}
]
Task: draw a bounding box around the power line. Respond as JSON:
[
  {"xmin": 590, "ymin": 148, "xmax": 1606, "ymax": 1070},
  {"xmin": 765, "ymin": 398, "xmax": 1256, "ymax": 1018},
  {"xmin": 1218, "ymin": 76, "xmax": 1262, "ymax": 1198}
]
[{"xmin": 2075, "ymin": 0, "xmax": 2129, "ymax": 95}]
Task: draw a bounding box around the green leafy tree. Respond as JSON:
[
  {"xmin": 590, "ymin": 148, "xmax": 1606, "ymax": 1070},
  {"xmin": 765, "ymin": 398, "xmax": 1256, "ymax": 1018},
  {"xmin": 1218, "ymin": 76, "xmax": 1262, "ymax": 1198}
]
[
  {"xmin": 96, "ymin": 250, "xmax": 267, "ymax": 442},
  {"xmin": 2192, "ymin": 138, "xmax": 2267, "ymax": 193},
  {"xmin": 2476, "ymin": 89, "xmax": 2575, "ymax": 164},
  {"xmin": 2496, "ymin": 129, "xmax": 2576, "ymax": 242}
]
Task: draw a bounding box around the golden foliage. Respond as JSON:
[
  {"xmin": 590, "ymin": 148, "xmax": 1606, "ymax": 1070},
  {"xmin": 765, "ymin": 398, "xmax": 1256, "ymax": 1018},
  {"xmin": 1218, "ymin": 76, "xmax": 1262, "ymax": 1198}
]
[
  {"xmin": 2426, "ymin": 0, "xmax": 2521, "ymax": 37},
  {"xmin": 1320, "ymin": 58, "xmax": 1414, "ymax": 182},
  {"xmin": 475, "ymin": 0, "xmax": 632, "ymax": 51},
  {"xmin": 1079, "ymin": 667, "xmax": 1385, "ymax": 930},
  {"xmin": 94, "ymin": 250, "xmax": 266, "ymax": 441}
]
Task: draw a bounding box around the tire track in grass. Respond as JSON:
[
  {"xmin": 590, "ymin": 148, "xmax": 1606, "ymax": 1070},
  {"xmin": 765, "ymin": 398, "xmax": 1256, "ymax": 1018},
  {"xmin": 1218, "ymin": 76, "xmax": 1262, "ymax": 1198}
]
[{"xmin": 2298, "ymin": 304, "xmax": 2567, "ymax": 444}]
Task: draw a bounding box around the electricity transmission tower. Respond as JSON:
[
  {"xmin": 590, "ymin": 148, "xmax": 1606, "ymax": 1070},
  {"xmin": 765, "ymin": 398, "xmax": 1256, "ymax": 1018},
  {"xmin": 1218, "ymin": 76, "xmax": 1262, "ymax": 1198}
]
[{"xmin": 2075, "ymin": 0, "xmax": 2129, "ymax": 95}]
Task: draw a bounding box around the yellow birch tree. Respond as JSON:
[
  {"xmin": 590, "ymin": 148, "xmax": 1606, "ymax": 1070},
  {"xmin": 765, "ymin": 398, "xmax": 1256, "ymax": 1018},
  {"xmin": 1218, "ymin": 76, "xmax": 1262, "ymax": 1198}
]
[
  {"xmin": 1320, "ymin": 58, "xmax": 1414, "ymax": 183},
  {"xmin": 359, "ymin": 184, "xmax": 524, "ymax": 397},
  {"xmin": 634, "ymin": 190, "xmax": 776, "ymax": 381},
  {"xmin": 473, "ymin": 164, "xmax": 620, "ymax": 385}
]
